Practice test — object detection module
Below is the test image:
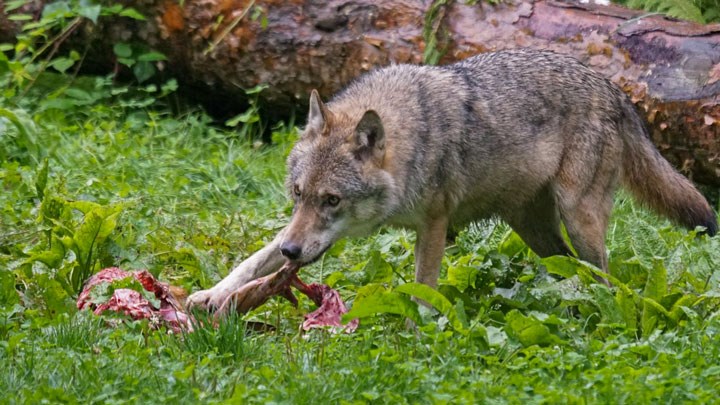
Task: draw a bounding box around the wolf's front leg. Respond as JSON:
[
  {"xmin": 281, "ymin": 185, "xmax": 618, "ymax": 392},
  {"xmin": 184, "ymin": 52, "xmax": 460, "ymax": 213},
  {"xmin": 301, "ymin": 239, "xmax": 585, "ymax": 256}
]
[
  {"xmin": 414, "ymin": 216, "xmax": 449, "ymax": 288},
  {"xmin": 187, "ymin": 228, "xmax": 287, "ymax": 310},
  {"xmin": 406, "ymin": 216, "xmax": 449, "ymax": 329}
]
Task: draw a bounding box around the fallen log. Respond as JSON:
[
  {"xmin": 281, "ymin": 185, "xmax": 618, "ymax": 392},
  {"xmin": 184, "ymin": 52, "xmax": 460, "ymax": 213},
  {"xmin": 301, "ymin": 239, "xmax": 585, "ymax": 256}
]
[{"xmin": 1, "ymin": 0, "xmax": 719, "ymax": 187}]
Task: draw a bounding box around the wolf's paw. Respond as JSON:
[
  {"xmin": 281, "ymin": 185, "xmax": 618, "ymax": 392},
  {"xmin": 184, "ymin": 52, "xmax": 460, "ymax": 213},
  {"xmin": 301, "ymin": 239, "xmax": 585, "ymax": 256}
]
[{"xmin": 186, "ymin": 287, "xmax": 231, "ymax": 312}]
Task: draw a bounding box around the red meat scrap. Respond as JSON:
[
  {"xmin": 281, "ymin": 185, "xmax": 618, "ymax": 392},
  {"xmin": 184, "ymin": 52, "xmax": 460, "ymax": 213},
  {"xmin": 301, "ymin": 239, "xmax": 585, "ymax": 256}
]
[
  {"xmin": 79, "ymin": 265, "xmax": 358, "ymax": 334},
  {"xmin": 215, "ymin": 262, "xmax": 358, "ymax": 333},
  {"xmin": 77, "ymin": 267, "xmax": 192, "ymax": 333},
  {"xmin": 301, "ymin": 284, "xmax": 359, "ymax": 333}
]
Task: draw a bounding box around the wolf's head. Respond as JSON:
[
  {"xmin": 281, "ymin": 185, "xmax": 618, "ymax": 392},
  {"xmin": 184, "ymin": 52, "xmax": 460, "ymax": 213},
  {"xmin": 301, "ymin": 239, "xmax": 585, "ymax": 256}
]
[{"xmin": 280, "ymin": 90, "xmax": 396, "ymax": 264}]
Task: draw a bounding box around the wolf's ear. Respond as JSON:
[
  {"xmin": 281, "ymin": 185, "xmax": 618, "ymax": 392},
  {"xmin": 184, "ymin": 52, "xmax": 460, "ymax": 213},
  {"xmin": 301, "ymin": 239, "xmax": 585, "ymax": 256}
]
[
  {"xmin": 307, "ymin": 89, "xmax": 332, "ymax": 136},
  {"xmin": 353, "ymin": 110, "xmax": 385, "ymax": 163}
]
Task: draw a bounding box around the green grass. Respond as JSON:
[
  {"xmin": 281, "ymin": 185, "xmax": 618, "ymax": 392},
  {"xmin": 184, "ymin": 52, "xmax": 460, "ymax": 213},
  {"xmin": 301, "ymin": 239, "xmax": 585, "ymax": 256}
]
[{"xmin": 1, "ymin": 73, "xmax": 720, "ymax": 403}]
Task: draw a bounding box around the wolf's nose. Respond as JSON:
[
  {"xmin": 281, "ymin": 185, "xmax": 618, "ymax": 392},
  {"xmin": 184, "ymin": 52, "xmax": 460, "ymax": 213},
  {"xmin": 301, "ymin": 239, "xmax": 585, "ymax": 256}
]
[{"xmin": 280, "ymin": 242, "xmax": 302, "ymax": 261}]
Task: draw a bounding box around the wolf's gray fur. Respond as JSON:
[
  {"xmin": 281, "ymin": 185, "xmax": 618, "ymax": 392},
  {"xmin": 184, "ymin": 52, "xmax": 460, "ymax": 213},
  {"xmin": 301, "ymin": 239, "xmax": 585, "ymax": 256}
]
[{"xmin": 188, "ymin": 49, "xmax": 717, "ymax": 309}]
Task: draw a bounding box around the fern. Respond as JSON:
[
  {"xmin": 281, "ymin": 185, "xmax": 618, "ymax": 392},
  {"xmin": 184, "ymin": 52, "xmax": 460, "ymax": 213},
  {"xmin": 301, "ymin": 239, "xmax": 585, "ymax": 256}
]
[
  {"xmin": 701, "ymin": 0, "xmax": 720, "ymax": 21},
  {"xmin": 622, "ymin": 0, "xmax": 707, "ymax": 23}
]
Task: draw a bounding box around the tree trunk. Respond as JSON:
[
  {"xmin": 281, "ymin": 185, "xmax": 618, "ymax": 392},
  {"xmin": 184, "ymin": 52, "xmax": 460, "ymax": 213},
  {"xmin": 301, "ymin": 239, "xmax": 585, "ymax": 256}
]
[{"xmin": 2, "ymin": 0, "xmax": 719, "ymax": 187}]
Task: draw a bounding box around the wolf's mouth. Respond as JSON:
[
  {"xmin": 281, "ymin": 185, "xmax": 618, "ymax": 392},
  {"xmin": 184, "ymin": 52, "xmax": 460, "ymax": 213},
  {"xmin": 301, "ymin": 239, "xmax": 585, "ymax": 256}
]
[{"xmin": 296, "ymin": 244, "xmax": 332, "ymax": 266}]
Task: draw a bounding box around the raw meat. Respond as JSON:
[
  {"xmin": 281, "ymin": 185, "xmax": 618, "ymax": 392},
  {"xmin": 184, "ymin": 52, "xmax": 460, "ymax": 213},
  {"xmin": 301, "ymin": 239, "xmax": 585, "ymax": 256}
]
[{"xmin": 77, "ymin": 267, "xmax": 191, "ymax": 333}]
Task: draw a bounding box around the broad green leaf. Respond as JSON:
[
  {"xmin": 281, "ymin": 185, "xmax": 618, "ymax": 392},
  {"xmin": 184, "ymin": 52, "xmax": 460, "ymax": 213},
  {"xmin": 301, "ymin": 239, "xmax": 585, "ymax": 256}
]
[
  {"xmin": 355, "ymin": 283, "xmax": 390, "ymax": 302},
  {"xmin": 9, "ymin": 13, "xmax": 32, "ymax": 21},
  {"xmin": 118, "ymin": 7, "xmax": 146, "ymax": 20},
  {"xmin": 73, "ymin": 204, "xmax": 122, "ymax": 268},
  {"xmin": 117, "ymin": 57, "xmax": 135, "ymax": 67},
  {"xmin": 41, "ymin": 1, "xmax": 70, "ymax": 18},
  {"xmin": 486, "ymin": 325, "xmax": 507, "ymax": 347},
  {"xmin": 68, "ymin": 200, "xmax": 101, "ymax": 214},
  {"xmin": 64, "ymin": 88, "xmax": 93, "ymax": 102},
  {"xmin": 40, "ymin": 98, "xmax": 80, "ymax": 110},
  {"xmin": 616, "ymin": 288, "xmax": 637, "ymax": 331},
  {"xmin": 24, "ymin": 241, "xmax": 66, "ymax": 269},
  {"xmin": 447, "ymin": 265, "xmax": 478, "ymax": 292},
  {"xmin": 103, "ymin": 4, "xmax": 123, "ymax": 14},
  {"xmin": 660, "ymin": 292, "xmax": 683, "ymax": 311},
  {"xmin": 541, "ymin": 255, "xmax": 579, "ymax": 279},
  {"xmin": 396, "ymin": 282, "xmax": 468, "ymax": 332},
  {"xmin": 669, "ymin": 295, "xmax": 700, "ymax": 323},
  {"xmin": 174, "ymin": 364, "xmax": 196, "ymax": 381},
  {"xmin": 497, "ymin": 231, "xmax": 526, "ymax": 258},
  {"xmin": 324, "ymin": 271, "xmax": 346, "ymax": 288},
  {"xmin": 166, "ymin": 247, "xmax": 206, "ymax": 287},
  {"xmin": 35, "ymin": 158, "xmax": 48, "ymax": 200},
  {"xmin": 225, "ymin": 109, "xmax": 259, "ymax": 127},
  {"xmin": 0, "ymin": 51, "xmax": 9, "ymax": 74},
  {"xmin": 41, "ymin": 196, "xmax": 69, "ymax": 225},
  {"xmin": 641, "ymin": 260, "xmax": 668, "ymax": 334},
  {"xmin": 161, "ymin": 79, "xmax": 179, "ymax": 95},
  {"xmin": 113, "ymin": 43, "xmax": 132, "ymax": 58},
  {"xmin": 641, "ymin": 296, "xmax": 672, "ymax": 335},
  {"xmin": 36, "ymin": 273, "xmax": 73, "ymax": 315},
  {"xmin": 591, "ymin": 284, "xmax": 623, "ymax": 324},
  {"xmin": 49, "ymin": 57, "xmax": 75, "ymax": 73},
  {"xmin": 360, "ymin": 251, "xmax": 393, "ymax": 284},
  {"xmin": 133, "ymin": 61, "xmax": 156, "ymax": 83},
  {"xmin": 454, "ymin": 298, "xmax": 468, "ymax": 330},
  {"xmin": 644, "ymin": 260, "xmax": 667, "ymax": 302},
  {"xmin": 0, "ymin": 271, "xmax": 19, "ymax": 308},
  {"xmin": 504, "ymin": 309, "xmax": 564, "ymax": 347},
  {"xmin": 641, "ymin": 297, "xmax": 671, "ymax": 317},
  {"xmin": 78, "ymin": 4, "xmax": 101, "ymax": 24},
  {"xmin": 343, "ymin": 289, "xmax": 421, "ymax": 325},
  {"xmin": 5, "ymin": 332, "xmax": 26, "ymax": 355},
  {"xmin": 4, "ymin": 0, "xmax": 27, "ymax": 12},
  {"xmin": 0, "ymin": 108, "xmax": 38, "ymax": 156},
  {"xmin": 137, "ymin": 51, "xmax": 167, "ymax": 62}
]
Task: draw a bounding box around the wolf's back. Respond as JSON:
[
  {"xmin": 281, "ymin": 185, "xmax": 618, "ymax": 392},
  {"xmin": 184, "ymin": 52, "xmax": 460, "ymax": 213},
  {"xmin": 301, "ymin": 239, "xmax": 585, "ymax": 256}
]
[{"xmin": 332, "ymin": 49, "xmax": 717, "ymax": 234}]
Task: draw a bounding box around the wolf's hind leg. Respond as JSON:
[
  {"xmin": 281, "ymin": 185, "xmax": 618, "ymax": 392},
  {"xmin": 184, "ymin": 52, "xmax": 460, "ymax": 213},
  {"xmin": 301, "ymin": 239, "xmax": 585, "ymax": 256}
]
[
  {"xmin": 502, "ymin": 185, "xmax": 572, "ymax": 258},
  {"xmin": 556, "ymin": 174, "xmax": 617, "ymax": 284},
  {"xmin": 554, "ymin": 128, "xmax": 622, "ymax": 284}
]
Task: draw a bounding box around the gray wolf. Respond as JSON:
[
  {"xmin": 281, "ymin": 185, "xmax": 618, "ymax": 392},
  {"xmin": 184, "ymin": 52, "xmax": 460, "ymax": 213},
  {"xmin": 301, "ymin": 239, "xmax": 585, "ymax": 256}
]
[{"xmin": 188, "ymin": 49, "xmax": 717, "ymax": 309}]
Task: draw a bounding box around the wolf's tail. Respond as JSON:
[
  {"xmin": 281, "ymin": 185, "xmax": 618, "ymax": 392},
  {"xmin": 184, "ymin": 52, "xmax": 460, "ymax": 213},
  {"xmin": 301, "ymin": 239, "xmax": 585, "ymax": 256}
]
[{"xmin": 620, "ymin": 99, "xmax": 717, "ymax": 236}]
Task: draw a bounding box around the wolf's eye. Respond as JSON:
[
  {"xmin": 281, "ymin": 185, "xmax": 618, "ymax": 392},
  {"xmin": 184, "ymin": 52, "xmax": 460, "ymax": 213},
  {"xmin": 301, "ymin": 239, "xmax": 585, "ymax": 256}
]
[
  {"xmin": 326, "ymin": 195, "xmax": 340, "ymax": 207},
  {"xmin": 293, "ymin": 185, "xmax": 301, "ymax": 197}
]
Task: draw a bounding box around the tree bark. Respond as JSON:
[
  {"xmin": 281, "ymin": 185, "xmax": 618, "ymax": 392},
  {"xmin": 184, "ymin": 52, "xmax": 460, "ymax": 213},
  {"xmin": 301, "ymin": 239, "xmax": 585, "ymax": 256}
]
[{"xmin": 2, "ymin": 0, "xmax": 720, "ymax": 187}]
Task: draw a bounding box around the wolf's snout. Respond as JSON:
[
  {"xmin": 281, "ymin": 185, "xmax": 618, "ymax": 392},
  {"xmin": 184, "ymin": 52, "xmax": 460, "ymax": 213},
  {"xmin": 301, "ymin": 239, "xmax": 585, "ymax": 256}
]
[{"xmin": 279, "ymin": 241, "xmax": 302, "ymax": 261}]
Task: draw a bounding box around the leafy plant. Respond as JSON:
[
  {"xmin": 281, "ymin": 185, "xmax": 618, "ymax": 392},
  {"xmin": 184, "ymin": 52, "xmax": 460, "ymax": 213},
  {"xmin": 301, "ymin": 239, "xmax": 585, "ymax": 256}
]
[
  {"xmin": 0, "ymin": 159, "xmax": 125, "ymax": 320},
  {"xmin": 0, "ymin": 107, "xmax": 39, "ymax": 163},
  {"xmin": 0, "ymin": 0, "xmax": 176, "ymax": 120},
  {"xmin": 112, "ymin": 42, "xmax": 167, "ymax": 83},
  {"xmin": 1, "ymin": 0, "xmax": 148, "ymax": 95},
  {"xmin": 422, "ymin": 0, "xmax": 452, "ymax": 65},
  {"xmin": 224, "ymin": 84, "xmax": 268, "ymax": 141},
  {"xmin": 616, "ymin": 0, "xmax": 720, "ymax": 23}
]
